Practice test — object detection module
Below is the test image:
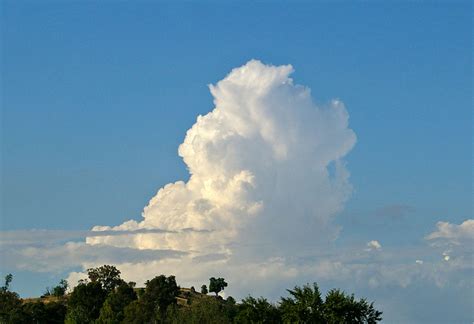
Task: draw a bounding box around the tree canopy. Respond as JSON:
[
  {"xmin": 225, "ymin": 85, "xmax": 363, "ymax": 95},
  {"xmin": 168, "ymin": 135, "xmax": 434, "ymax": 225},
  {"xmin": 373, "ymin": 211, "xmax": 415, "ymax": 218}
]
[
  {"xmin": 209, "ymin": 277, "xmax": 228, "ymax": 296},
  {"xmin": 87, "ymin": 265, "xmax": 123, "ymax": 293},
  {"xmin": 1, "ymin": 266, "xmax": 382, "ymax": 324}
]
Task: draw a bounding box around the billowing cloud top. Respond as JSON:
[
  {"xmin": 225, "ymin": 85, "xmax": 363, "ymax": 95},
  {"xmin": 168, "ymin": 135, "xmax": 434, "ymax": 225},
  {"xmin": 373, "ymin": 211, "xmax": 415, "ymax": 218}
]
[
  {"xmin": 3, "ymin": 60, "xmax": 473, "ymax": 322},
  {"xmin": 88, "ymin": 60, "xmax": 356, "ymax": 257}
]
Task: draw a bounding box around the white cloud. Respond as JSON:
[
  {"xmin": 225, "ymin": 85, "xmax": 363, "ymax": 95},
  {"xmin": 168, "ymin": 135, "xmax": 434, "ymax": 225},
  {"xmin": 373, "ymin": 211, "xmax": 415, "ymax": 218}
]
[
  {"xmin": 426, "ymin": 219, "xmax": 474, "ymax": 244},
  {"xmin": 366, "ymin": 240, "xmax": 382, "ymax": 251},
  {"xmin": 62, "ymin": 62, "xmax": 471, "ymax": 304},
  {"xmin": 2, "ymin": 60, "xmax": 472, "ymax": 322},
  {"xmin": 87, "ymin": 60, "xmax": 356, "ymax": 262}
]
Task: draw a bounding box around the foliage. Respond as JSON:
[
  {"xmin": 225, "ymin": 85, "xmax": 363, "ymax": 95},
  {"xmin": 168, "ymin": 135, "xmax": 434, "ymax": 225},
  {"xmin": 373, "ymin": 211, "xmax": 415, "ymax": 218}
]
[
  {"xmin": 208, "ymin": 277, "xmax": 228, "ymax": 296},
  {"xmin": 0, "ymin": 273, "xmax": 66, "ymax": 324},
  {"xmin": 279, "ymin": 283, "xmax": 382, "ymax": 324},
  {"xmin": 87, "ymin": 265, "xmax": 123, "ymax": 293},
  {"xmin": 235, "ymin": 296, "xmax": 280, "ymax": 324},
  {"xmin": 96, "ymin": 281, "xmax": 137, "ymax": 324},
  {"xmin": 43, "ymin": 302, "xmax": 67, "ymax": 324},
  {"xmin": 0, "ymin": 267, "xmax": 382, "ymax": 324},
  {"xmin": 166, "ymin": 296, "xmax": 231, "ymax": 324},
  {"xmin": 122, "ymin": 300, "xmax": 149, "ymax": 324},
  {"xmin": 65, "ymin": 281, "xmax": 106, "ymax": 323},
  {"xmin": 44, "ymin": 279, "xmax": 69, "ymax": 297},
  {"xmin": 21, "ymin": 302, "xmax": 47, "ymax": 323},
  {"xmin": 0, "ymin": 274, "xmax": 22, "ymax": 323},
  {"xmin": 323, "ymin": 289, "xmax": 383, "ymax": 324},
  {"xmin": 122, "ymin": 274, "xmax": 180, "ymax": 323},
  {"xmin": 279, "ymin": 283, "xmax": 324, "ymax": 323},
  {"xmin": 143, "ymin": 275, "xmax": 180, "ymax": 321},
  {"xmin": 1, "ymin": 274, "xmax": 13, "ymax": 292}
]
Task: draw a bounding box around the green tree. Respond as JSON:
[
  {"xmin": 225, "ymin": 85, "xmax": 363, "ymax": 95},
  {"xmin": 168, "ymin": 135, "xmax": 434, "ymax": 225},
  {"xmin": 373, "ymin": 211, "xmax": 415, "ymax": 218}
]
[
  {"xmin": 96, "ymin": 281, "xmax": 137, "ymax": 324},
  {"xmin": 1, "ymin": 274, "xmax": 13, "ymax": 292},
  {"xmin": 124, "ymin": 274, "xmax": 179, "ymax": 323},
  {"xmin": 46, "ymin": 279, "xmax": 68, "ymax": 297},
  {"xmin": 166, "ymin": 297, "xmax": 230, "ymax": 324},
  {"xmin": 122, "ymin": 300, "xmax": 149, "ymax": 324},
  {"xmin": 200, "ymin": 284, "xmax": 208, "ymax": 295},
  {"xmin": 0, "ymin": 274, "xmax": 22, "ymax": 323},
  {"xmin": 279, "ymin": 283, "xmax": 382, "ymax": 324},
  {"xmin": 279, "ymin": 283, "xmax": 324, "ymax": 323},
  {"xmin": 148, "ymin": 275, "xmax": 180, "ymax": 321},
  {"xmin": 65, "ymin": 281, "xmax": 106, "ymax": 323},
  {"xmin": 43, "ymin": 302, "xmax": 67, "ymax": 324},
  {"xmin": 208, "ymin": 277, "xmax": 227, "ymax": 296},
  {"xmin": 235, "ymin": 296, "xmax": 280, "ymax": 323},
  {"xmin": 323, "ymin": 289, "xmax": 382, "ymax": 324},
  {"xmin": 21, "ymin": 302, "xmax": 47, "ymax": 323},
  {"xmin": 224, "ymin": 296, "xmax": 238, "ymax": 321},
  {"xmin": 87, "ymin": 265, "xmax": 123, "ymax": 293}
]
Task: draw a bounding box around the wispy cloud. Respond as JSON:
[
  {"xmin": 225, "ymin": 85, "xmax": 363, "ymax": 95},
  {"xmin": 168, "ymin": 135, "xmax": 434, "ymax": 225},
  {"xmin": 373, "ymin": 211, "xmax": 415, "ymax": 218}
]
[
  {"xmin": 1, "ymin": 240, "xmax": 186, "ymax": 273},
  {"xmin": 0, "ymin": 227, "xmax": 211, "ymax": 247}
]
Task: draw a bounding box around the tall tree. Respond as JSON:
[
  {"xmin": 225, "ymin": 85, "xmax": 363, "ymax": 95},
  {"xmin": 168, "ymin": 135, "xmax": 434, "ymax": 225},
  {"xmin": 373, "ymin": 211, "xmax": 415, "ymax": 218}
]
[
  {"xmin": 166, "ymin": 296, "xmax": 230, "ymax": 324},
  {"xmin": 323, "ymin": 289, "xmax": 382, "ymax": 324},
  {"xmin": 65, "ymin": 281, "xmax": 106, "ymax": 323},
  {"xmin": 96, "ymin": 281, "xmax": 137, "ymax": 324},
  {"xmin": 235, "ymin": 296, "xmax": 280, "ymax": 324},
  {"xmin": 49, "ymin": 279, "xmax": 68, "ymax": 297},
  {"xmin": 208, "ymin": 277, "xmax": 227, "ymax": 296},
  {"xmin": 279, "ymin": 283, "xmax": 324, "ymax": 323},
  {"xmin": 139, "ymin": 275, "xmax": 180, "ymax": 322},
  {"xmin": 0, "ymin": 274, "xmax": 22, "ymax": 323},
  {"xmin": 1, "ymin": 274, "xmax": 13, "ymax": 292},
  {"xmin": 86, "ymin": 265, "xmax": 123, "ymax": 293}
]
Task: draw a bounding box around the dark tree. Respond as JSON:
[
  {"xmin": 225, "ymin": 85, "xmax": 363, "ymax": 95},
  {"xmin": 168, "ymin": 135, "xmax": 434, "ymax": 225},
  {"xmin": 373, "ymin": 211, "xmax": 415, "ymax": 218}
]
[
  {"xmin": 208, "ymin": 277, "xmax": 227, "ymax": 296},
  {"xmin": 122, "ymin": 300, "xmax": 149, "ymax": 324},
  {"xmin": 323, "ymin": 289, "xmax": 382, "ymax": 324},
  {"xmin": 15, "ymin": 301, "xmax": 66, "ymax": 324},
  {"xmin": 86, "ymin": 265, "xmax": 123, "ymax": 293},
  {"xmin": 2, "ymin": 274, "xmax": 13, "ymax": 292},
  {"xmin": 65, "ymin": 281, "xmax": 106, "ymax": 323},
  {"xmin": 279, "ymin": 283, "xmax": 324, "ymax": 323},
  {"xmin": 125, "ymin": 275, "xmax": 179, "ymax": 323},
  {"xmin": 279, "ymin": 283, "xmax": 382, "ymax": 324},
  {"xmin": 21, "ymin": 302, "xmax": 47, "ymax": 323},
  {"xmin": 43, "ymin": 302, "xmax": 67, "ymax": 324},
  {"xmin": 96, "ymin": 281, "xmax": 137, "ymax": 324},
  {"xmin": 0, "ymin": 274, "xmax": 22, "ymax": 323},
  {"xmin": 45, "ymin": 279, "xmax": 68, "ymax": 297},
  {"xmin": 235, "ymin": 296, "xmax": 280, "ymax": 323},
  {"xmin": 166, "ymin": 296, "xmax": 231, "ymax": 323},
  {"xmin": 0, "ymin": 269, "xmax": 383, "ymax": 324}
]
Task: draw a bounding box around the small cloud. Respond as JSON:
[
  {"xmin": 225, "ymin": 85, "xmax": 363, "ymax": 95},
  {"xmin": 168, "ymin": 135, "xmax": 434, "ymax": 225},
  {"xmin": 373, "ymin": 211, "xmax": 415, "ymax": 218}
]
[
  {"xmin": 366, "ymin": 240, "xmax": 382, "ymax": 251},
  {"xmin": 415, "ymin": 260, "xmax": 424, "ymax": 265},
  {"xmin": 442, "ymin": 251, "xmax": 451, "ymax": 262}
]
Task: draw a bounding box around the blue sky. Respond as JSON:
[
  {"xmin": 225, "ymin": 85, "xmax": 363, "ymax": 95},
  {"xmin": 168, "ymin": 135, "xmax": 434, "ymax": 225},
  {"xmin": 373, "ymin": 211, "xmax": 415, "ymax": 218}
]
[{"xmin": 1, "ymin": 1, "xmax": 472, "ymax": 323}]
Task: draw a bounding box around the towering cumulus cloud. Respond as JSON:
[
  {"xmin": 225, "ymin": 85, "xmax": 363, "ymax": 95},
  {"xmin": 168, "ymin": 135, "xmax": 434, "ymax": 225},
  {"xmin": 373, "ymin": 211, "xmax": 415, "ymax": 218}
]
[{"xmin": 85, "ymin": 60, "xmax": 357, "ymax": 290}]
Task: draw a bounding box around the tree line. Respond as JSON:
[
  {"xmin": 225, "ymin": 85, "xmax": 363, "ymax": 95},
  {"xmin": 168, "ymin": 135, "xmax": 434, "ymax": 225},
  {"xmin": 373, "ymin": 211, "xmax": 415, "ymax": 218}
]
[{"xmin": 0, "ymin": 265, "xmax": 382, "ymax": 323}]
